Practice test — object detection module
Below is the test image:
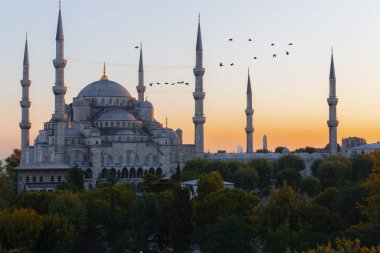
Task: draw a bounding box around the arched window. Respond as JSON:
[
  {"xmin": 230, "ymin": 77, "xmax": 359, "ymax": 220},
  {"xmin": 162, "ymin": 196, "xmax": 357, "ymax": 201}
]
[
  {"xmin": 109, "ymin": 168, "xmax": 116, "ymax": 178},
  {"xmin": 156, "ymin": 167, "xmax": 163, "ymax": 176},
  {"xmin": 149, "ymin": 168, "xmax": 155, "ymax": 175},
  {"xmin": 137, "ymin": 168, "xmax": 143, "ymax": 178},
  {"xmin": 117, "ymin": 170, "xmax": 121, "ymax": 178},
  {"xmin": 101, "ymin": 168, "xmax": 108, "ymax": 179},
  {"xmin": 85, "ymin": 168, "xmax": 92, "ymax": 179},
  {"xmin": 129, "ymin": 168, "xmax": 136, "ymax": 178},
  {"xmin": 122, "ymin": 168, "xmax": 128, "ymax": 178}
]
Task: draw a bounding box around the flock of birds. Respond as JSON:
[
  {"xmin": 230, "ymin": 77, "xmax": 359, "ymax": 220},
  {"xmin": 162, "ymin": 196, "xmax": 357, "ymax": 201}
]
[
  {"xmin": 132, "ymin": 38, "xmax": 295, "ymax": 87},
  {"xmin": 220, "ymin": 39, "xmax": 294, "ymax": 67}
]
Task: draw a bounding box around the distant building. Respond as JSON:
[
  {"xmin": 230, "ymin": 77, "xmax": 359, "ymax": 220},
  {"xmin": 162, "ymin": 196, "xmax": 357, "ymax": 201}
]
[{"xmin": 341, "ymin": 137, "xmax": 367, "ymax": 154}]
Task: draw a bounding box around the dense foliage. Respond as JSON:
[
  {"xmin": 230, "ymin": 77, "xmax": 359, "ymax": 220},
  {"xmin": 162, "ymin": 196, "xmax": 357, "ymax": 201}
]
[{"xmin": 0, "ymin": 151, "xmax": 380, "ymax": 252}]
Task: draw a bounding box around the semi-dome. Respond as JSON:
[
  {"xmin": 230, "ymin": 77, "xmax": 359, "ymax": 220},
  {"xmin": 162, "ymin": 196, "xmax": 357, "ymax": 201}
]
[
  {"xmin": 77, "ymin": 79, "xmax": 131, "ymax": 98},
  {"xmin": 97, "ymin": 108, "xmax": 137, "ymax": 121}
]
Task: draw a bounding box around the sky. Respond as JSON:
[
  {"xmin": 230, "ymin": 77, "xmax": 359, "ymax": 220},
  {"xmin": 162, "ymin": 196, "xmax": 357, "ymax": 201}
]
[{"xmin": 1, "ymin": 0, "xmax": 380, "ymax": 159}]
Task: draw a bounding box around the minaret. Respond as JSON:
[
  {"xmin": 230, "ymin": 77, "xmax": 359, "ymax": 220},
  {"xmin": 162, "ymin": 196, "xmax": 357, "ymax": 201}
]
[
  {"xmin": 52, "ymin": 4, "xmax": 67, "ymax": 163},
  {"xmin": 193, "ymin": 15, "xmax": 206, "ymax": 157},
  {"xmin": 263, "ymin": 135, "xmax": 268, "ymax": 150},
  {"xmin": 136, "ymin": 43, "xmax": 146, "ymax": 102},
  {"xmin": 20, "ymin": 34, "xmax": 32, "ymax": 150},
  {"xmin": 327, "ymin": 49, "xmax": 339, "ymax": 155},
  {"xmin": 245, "ymin": 69, "xmax": 254, "ymax": 153}
]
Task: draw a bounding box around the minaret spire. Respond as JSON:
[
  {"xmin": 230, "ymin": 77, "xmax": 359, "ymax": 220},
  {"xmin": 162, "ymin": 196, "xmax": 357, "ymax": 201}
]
[
  {"xmin": 327, "ymin": 49, "xmax": 339, "ymax": 155},
  {"xmin": 20, "ymin": 35, "xmax": 32, "ymax": 153},
  {"xmin": 245, "ymin": 68, "xmax": 254, "ymax": 153},
  {"xmin": 52, "ymin": 4, "xmax": 67, "ymax": 163},
  {"xmin": 193, "ymin": 15, "xmax": 206, "ymax": 157},
  {"xmin": 136, "ymin": 42, "xmax": 146, "ymax": 102}
]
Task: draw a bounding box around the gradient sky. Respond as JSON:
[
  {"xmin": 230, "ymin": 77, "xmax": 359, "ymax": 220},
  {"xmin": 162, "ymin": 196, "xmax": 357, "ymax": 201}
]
[{"xmin": 1, "ymin": 0, "xmax": 380, "ymax": 159}]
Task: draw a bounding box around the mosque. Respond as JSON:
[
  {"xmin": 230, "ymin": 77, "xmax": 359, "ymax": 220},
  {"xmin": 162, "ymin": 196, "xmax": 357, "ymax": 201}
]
[{"xmin": 15, "ymin": 6, "xmax": 337, "ymax": 192}]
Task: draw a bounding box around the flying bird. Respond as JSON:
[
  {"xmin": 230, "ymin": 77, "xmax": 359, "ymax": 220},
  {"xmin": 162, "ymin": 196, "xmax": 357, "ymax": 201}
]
[
  {"xmin": 171, "ymin": 83, "xmax": 175, "ymax": 85},
  {"xmin": 165, "ymin": 82, "xmax": 169, "ymax": 85},
  {"xmin": 286, "ymin": 51, "xmax": 290, "ymax": 55},
  {"xmin": 185, "ymin": 82, "xmax": 189, "ymax": 85},
  {"xmin": 229, "ymin": 38, "xmax": 233, "ymax": 42},
  {"xmin": 248, "ymin": 38, "xmax": 252, "ymax": 41},
  {"xmin": 156, "ymin": 82, "xmax": 160, "ymax": 85},
  {"xmin": 288, "ymin": 43, "xmax": 293, "ymax": 46},
  {"xmin": 273, "ymin": 54, "xmax": 277, "ymax": 58},
  {"xmin": 219, "ymin": 62, "xmax": 224, "ymax": 67},
  {"xmin": 230, "ymin": 63, "xmax": 234, "ymax": 66},
  {"xmin": 271, "ymin": 43, "xmax": 275, "ymax": 46},
  {"xmin": 134, "ymin": 46, "xmax": 139, "ymax": 49},
  {"xmin": 149, "ymin": 83, "xmax": 153, "ymax": 86},
  {"xmin": 254, "ymin": 57, "xmax": 258, "ymax": 60}
]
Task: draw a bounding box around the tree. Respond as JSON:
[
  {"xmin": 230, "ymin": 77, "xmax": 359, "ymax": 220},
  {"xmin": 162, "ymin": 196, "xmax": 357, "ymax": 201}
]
[
  {"xmin": 275, "ymin": 146, "xmax": 286, "ymax": 153},
  {"xmin": 232, "ymin": 167, "xmax": 258, "ymax": 191},
  {"xmin": 36, "ymin": 215, "xmax": 76, "ymax": 253},
  {"xmin": 143, "ymin": 173, "xmax": 176, "ymax": 193},
  {"xmin": 129, "ymin": 193, "xmax": 165, "ymax": 252},
  {"xmin": 194, "ymin": 188, "xmax": 259, "ymax": 229},
  {"xmin": 311, "ymin": 158, "xmax": 324, "ymax": 176},
  {"xmin": 58, "ymin": 166, "xmax": 84, "ymax": 192},
  {"xmin": 314, "ymin": 160, "xmax": 351, "ymax": 188},
  {"xmin": 197, "ymin": 171, "xmax": 223, "ymax": 199},
  {"xmin": 256, "ymin": 149, "xmax": 269, "ymax": 153},
  {"xmin": 276, "ymin": 154, "xmax": 306, "ymax": 172},
  {"xmin": 204, "ymin": 215, "xmax": 254, "ymax": 253},
  {"xmin": 4, "ymin": 149, "xmax": 21, "ymax": 179},
  {"xmin": 248, "ymin": 158, "xmax": 274, "ymax": 192},
  {"xmin": 0, "ymin": 208, "xmax": 43, "ymax": 251},
  {"xmin": 0, "ymin": 173, "xmax": 15, "ymax": 210},
  {"xmin": 350, "ymin": 154, "xmax": 373, "ymax": 182},
  {"xmin": 301, "ymin": 176, "xmax": 321, "ymax": 197},
  {"xmin": 171, "ymin": 187, "xmax": 193, "ymax": 253},
  {"xmin": 277, "ymin": 168, "xmax": 302, "ymax": 190},
  {"xmin": 15, "ymin": 191, "xmax": 55, "ymax": 214}
]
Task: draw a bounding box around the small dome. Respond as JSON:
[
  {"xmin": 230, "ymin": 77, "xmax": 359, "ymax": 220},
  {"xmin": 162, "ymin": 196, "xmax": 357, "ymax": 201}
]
[
  {"xmin": 78, "ymin": 79, "xmax": 131, "ymax": 98},
  {"xmin": 97, "ymin": 108, "xmax": 137, "ymax": 121},
  {"xmin": 140, "ymin": 100, "xmax": 153, "ymax": 108}
]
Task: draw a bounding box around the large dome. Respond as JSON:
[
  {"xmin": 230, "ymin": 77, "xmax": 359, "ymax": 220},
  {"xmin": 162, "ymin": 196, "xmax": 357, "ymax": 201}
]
[{"xmin": 77, "ymin": 79, "xmax": 131, "ymax": 98}]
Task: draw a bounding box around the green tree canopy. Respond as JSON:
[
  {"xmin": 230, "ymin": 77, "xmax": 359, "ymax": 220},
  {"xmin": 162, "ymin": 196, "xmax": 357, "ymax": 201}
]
[
  {"xmin": 197, "ymin": 171, "xmax": 224, "ymax": 199},
  {"xmin": 301, "ymin": 176, "xmax": 322, "ymax": 197},
  {"xmin": 248, "ymin": 158, "xmax": 274, "ymax": 192},
  {"xmin": 277, "ymin": 168, "xmax": 302, "ymax": 190},
  {"xmin": 314, "ymin": 160, "xmax": 351, "ymax": 188},
  {"xmin": 276, "ymin": 154, "xmax": 306, "ymax": 172}
]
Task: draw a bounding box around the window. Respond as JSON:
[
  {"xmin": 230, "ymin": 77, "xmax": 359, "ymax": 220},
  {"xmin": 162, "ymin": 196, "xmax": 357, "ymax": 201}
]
[
  {"xmin": 51, "ymin": 176, "xmax": 55, "ymax": 182},
  {"xmin": 26, "ymin": 176, "xmax": 29, "ymax": 182},
  {"xmin": 33, "ymin": 176, "xmax": 36, "ymax": 182},
  {"xmin": 58, "ymin": 176, "xmax": 62, "ymax": 182},
  {"xmin": 39, "ymin": 176, "xmax": 43, "ymax": 182}
]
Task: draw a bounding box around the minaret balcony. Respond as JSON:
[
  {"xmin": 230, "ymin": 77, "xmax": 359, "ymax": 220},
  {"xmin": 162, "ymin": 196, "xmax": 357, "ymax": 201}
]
[
  {"xmin": 20, "ymin": 100, "xmax": 31, "ymax": 108},
  {"xmin": 327, "ymin": 97, "xmax": 338, "ymax": 106},
  {"xmin": 136, "ymin": 86, "xmax": 146, "ymax": 93},
  {"xmin": 52, "ymin": 85, "xmax": 67, "ymax": 95},
  {"xmin": 245, "ymin": 127, "xmax": 254, "ymax": 134},
  {"xmin": 193, "ymin": 116, "xmax": 206, "ymax": 124},
  {"xmin": 327, "ymin": 120, "xmax": 339, "ymax": 127},
  {"xmin": 53, "ymin": 59, "xmax": 67, "ymax": 68},
  {"xmin": 20, "ymin": 80, "xmax": 31, "ymax": 87},
  {"xmin": 193, "ymin": 92, "xmax": 205, "ymax": 100},
  {"xmin": 19, "ymin": 122, "xmax": 31, "ymax": 129},
  {"xmin": 193, "ymin": 68, "xmax": 205, "ymax": 76},
  {"xmin": 245, "ymin": 109, "xmax": 254, "ymax": 116}
]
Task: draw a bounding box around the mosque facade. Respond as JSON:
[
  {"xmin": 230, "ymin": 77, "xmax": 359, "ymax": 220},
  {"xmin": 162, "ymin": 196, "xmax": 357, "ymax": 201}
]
[{"xmin": 15, "ymin": 7, "xmax": 199, "ymax": 192}]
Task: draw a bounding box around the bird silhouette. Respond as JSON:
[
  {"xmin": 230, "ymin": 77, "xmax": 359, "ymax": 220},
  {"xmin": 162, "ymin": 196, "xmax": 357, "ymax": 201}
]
[
  {"xmin": 230, "ymin": 63, "xmax": 234, "ymax": 66},
  {"xmin": 254, "ymin": 57, "xmax": 258, "ymax": 60},
  {"xmin": 219, "ymin": 63, "xmax": 224, "ymax": 67},
  {"xmin": 157, "ymin": 82, "xmax": 160, "ymax": 85},
  {"xmin": 273, "ymin": 54, "xmax": 277, "ymax": 58},
  {"xmin": 229, "ymin": 38, "xmax": 233, "ymax": 42},
  {"xmin": 134, "ymin": 46, "xmax": 139, "ymax": 49},
  {"xmin": 288, "ymin": 43, "xmax": 293, "ymax": 46},
  {"xmin": 185, "ymin": 82, "xmax": 189, "ymax": 85},
  {"xmin": 271, "ymin": 43, "xmax": 275, "ymax": 46},
  {"xmin": 165, "ymin": 82, "xmax": 169, "ymax": 85},
  {"xmin": 286, "ymin": 51, "xmax": 290, "ymax": 55},
  {"xmin": 171, "ymin": 83, "xmax": 175, "ymax": 85},
  {"xmin": 248, "ymin": 38, "xmax": 252, "ymax": 41},
  {"xmin": 149, "ymin": 83, "xmax": 153, "ymax": 86}
]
